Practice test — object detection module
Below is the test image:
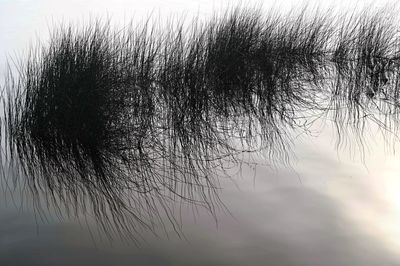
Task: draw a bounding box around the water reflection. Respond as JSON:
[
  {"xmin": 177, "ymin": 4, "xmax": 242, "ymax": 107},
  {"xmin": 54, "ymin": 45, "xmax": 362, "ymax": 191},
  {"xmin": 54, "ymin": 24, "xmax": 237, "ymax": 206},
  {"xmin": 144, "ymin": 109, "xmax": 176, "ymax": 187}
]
[
  {"xmin": 2, "ymin": 5, "xmax": 400, "ymax": 249},
  {"xmin": 2, "ymin": 144, "xmax": 400, "ymax": 265}
]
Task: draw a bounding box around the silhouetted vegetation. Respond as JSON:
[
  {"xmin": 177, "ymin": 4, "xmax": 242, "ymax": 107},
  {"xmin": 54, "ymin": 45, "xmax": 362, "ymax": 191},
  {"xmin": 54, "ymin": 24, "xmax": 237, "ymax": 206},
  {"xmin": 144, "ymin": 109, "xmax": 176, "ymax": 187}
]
[{"xmin": 3, "ymin": 5, "xmax": 400, "ymax": 239}]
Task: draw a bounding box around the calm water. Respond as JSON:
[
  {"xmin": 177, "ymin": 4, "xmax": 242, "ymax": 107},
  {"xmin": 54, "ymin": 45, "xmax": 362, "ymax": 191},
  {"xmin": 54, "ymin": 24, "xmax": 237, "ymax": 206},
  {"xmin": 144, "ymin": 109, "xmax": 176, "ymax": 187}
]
[
  {"xmin": 1, "ymin": 1, "xmax": 400, "ymax": 265},
  {"xmin": 1, "ymin": 120, "xmax": 400, "ymax": 266}
]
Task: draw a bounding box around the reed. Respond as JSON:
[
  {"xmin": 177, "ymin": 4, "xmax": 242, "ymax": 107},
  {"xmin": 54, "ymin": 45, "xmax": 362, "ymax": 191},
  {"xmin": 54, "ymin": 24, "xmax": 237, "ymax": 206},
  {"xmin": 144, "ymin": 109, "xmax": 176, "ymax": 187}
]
[{"xmin": 4, "ymin": 5, "xmax": 400, "ymax": 238}]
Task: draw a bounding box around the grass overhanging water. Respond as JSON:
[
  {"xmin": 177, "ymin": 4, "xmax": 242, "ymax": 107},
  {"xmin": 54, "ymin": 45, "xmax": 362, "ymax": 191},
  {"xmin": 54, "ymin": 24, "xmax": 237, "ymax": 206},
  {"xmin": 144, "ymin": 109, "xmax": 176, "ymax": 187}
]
[{"xmin": 3, "ymin": 5, "xmax": 400, "ymax": 239}]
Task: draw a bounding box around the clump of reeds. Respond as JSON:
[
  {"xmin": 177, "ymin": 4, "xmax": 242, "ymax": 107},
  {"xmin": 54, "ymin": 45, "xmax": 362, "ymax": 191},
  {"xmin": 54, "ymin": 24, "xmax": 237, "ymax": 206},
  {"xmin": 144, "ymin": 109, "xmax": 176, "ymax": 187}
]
[
  {"xmin": 326, "ymin": 6, "xmax": 400, "ymax": 150},
  {"xmin": 5, "ymin": 5, "xmax": 400, "ymax": 239},
  {"xmin": 4, "ymin": 19, "xmax": 232, "ymax": 239}
]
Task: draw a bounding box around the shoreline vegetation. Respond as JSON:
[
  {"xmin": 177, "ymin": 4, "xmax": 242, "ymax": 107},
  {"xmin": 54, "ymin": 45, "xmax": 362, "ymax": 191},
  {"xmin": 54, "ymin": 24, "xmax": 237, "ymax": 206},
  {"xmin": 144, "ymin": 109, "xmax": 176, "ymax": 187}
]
[{"xmin": 3, "ymin": 5, "xmax": 400, "ymax": 240}]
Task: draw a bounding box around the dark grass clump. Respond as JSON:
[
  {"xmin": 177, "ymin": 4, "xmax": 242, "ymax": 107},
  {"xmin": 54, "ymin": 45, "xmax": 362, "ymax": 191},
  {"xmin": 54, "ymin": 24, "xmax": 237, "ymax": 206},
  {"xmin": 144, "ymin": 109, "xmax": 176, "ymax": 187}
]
[
  {"xmin": 4, "ymin": 20, "xmax": 232, "ymax": 239},
  {"xmin": 327, "ymin": 6, "xmax": 400, "ymax": 150},
  {"xmin": 5, "ymin": 22, "xmax": 167, "ymax": 238},
  {"xmin": 5, "ymin": 5, "xmax": 400, "ymax": 239}
]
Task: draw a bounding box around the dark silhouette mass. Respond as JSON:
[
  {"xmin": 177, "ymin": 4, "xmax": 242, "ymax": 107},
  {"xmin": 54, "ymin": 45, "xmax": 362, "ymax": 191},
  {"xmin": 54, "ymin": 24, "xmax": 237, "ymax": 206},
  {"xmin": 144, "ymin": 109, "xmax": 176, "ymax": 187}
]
[{"xmin": 3, "ymin": 5, "xmax": 400, "ymax": 239}]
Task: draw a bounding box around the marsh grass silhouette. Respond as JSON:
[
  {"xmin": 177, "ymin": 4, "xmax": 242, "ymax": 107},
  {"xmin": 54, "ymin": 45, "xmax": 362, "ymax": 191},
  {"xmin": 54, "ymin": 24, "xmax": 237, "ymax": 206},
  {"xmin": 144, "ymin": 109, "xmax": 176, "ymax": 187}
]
[{"xmin": 4, "ymin": 5, "xmax": 400, "ymax": 239}]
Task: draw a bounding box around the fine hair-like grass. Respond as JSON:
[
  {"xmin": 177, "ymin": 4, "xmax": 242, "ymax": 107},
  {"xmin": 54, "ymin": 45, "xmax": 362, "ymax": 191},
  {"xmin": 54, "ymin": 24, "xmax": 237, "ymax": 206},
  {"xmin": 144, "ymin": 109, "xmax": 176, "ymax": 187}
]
[{"xmin": 4, "ymin": 5, "xmax": 400, "ymax": 239}]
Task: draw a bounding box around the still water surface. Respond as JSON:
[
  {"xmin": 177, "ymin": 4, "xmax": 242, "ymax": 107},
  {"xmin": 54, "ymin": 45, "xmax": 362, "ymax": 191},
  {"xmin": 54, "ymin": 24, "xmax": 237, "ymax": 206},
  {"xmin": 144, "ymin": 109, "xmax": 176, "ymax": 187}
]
[
  {"xmin": 1, "ymin": 118, "xmax": 400, "ymax": 266},
  {"xmin": 1, "ymin": 1, "xmax": 400, "ymax": 265}
]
